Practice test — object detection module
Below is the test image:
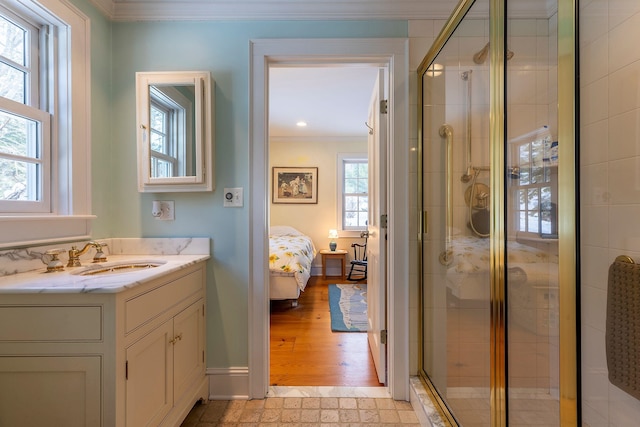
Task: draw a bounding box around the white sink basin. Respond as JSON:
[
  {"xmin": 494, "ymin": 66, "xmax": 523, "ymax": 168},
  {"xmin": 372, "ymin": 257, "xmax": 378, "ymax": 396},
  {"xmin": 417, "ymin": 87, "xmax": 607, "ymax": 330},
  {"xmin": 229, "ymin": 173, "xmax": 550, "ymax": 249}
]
[{"xmin": 72, "ymin": 260, "xmax": 167, "ymax": 276}]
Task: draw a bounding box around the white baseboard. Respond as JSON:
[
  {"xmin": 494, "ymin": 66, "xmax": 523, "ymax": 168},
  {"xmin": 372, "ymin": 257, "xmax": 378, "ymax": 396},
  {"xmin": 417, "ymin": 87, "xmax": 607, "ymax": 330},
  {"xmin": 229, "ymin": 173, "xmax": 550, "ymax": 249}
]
[{"xmin": 206, "ymin": 367, "xmax": 250, "ymax": 400}]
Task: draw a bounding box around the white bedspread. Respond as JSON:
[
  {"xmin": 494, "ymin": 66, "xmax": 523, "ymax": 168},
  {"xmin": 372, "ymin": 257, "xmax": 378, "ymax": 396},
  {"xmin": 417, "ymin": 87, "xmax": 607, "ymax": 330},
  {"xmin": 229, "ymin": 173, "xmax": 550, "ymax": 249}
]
[
  {"xmin": 269, "ymin": 226, "xmax": 316, "ymax": 290},
  {"xmin": 445, "ymin": 236, "xmax": 558, "ymax": 300}
]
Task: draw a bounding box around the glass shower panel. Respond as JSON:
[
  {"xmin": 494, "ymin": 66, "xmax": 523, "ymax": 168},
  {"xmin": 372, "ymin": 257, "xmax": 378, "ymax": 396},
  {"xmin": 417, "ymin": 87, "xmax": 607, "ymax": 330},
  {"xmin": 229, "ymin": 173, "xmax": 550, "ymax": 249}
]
[
  {"xmin": 506, "ymin": 0, "xmax": 561, "ymax": 424},
  {"xmin": 421, "ymin": 0, "xmax": 491, "ymax": 424}
]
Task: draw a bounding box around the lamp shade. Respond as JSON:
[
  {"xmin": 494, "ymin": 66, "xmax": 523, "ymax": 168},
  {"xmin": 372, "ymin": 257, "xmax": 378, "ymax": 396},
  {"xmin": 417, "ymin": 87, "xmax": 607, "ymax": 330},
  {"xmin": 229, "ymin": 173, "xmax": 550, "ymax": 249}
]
[{"xmin": 328, "ymin": 229, "xmax": 339, "ymax": 239}]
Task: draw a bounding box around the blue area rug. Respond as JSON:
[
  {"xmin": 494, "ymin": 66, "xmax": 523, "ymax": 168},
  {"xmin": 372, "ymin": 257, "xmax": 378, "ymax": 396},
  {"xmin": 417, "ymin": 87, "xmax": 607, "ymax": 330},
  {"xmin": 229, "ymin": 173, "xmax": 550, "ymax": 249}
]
[{"xmin": 328, "ymin": 284, "xmax": 368, "ymax": 332}]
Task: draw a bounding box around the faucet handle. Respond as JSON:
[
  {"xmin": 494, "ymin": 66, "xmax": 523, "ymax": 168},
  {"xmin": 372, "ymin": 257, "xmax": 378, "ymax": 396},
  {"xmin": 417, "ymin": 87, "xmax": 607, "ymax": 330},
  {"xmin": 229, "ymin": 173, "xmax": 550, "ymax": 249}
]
[
  {"xmin": 43, "ymin": 249, "xmax": 65, "ymax": 272},
  {"xmin": 93, "ymin": 243, "xmax": 108, "ymax": 263}
]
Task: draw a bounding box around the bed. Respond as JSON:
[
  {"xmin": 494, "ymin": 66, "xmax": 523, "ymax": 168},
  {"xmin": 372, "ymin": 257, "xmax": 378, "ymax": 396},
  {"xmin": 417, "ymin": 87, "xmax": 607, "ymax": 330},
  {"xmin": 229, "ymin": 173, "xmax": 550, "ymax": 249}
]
[
  {"xmin": 269, "ymin": 226, "xmax": 317, "ymax": 304},
  {"xmin": 444, "ymin": 236, "xmax": 558, "ymax": 300},
  {"xmin": 443, "ymin": 235, "xmax": 559, "ymax": 333}
]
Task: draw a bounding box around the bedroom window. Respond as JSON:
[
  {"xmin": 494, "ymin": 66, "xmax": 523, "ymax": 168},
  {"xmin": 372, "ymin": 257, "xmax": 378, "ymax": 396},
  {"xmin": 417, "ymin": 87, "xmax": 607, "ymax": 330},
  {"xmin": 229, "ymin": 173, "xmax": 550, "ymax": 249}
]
[
  {"xmin": 510, "ymin": 128, "xmax": 558, "ymax": 239},
  {"xmin": 0, "ymin": 0, "xmax": 92, "ymax": 248},
  {"xmin": 338, "ymin": 154, "xmax": 368, "ymax": 232}
]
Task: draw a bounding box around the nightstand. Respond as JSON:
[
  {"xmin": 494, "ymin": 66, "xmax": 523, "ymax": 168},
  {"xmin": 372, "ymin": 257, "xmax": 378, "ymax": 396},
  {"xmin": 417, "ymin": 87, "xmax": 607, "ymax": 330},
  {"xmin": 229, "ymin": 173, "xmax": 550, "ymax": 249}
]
[{"xmin": 320, "ymin": 249, "xmax": 348, "ymax": 280}]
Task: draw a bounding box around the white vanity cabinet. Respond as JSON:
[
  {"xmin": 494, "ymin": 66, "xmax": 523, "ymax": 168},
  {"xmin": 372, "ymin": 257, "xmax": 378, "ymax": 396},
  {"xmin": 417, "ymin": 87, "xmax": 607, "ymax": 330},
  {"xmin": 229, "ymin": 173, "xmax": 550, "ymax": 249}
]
[{"xmin": 0, "ymin": 260, "xmax": 208, "ymax": 427}]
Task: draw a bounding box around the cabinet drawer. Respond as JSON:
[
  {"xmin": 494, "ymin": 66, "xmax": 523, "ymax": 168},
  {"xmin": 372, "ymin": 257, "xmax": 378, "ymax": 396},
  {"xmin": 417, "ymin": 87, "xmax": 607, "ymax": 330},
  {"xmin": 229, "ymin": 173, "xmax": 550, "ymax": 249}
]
[
  {"xmin": 0, "ymin": 306, "xmax": 102, "ymax": 342},
  {"xmin": 125, "ymin": 269, "xmax": 203, "ymax": 334}
]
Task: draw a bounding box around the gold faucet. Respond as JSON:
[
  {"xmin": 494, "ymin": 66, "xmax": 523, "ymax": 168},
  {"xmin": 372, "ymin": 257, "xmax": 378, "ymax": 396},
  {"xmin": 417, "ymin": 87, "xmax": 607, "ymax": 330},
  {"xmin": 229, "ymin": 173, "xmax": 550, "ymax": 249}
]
[{"xmin": 67, "ymin": 241, "xmax": 108, "ymax": 267}]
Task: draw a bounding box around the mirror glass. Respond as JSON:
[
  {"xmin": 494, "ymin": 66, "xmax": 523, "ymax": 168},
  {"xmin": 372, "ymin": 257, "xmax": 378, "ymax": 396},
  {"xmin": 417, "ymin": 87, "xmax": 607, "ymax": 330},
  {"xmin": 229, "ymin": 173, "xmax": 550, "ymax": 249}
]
[{"xmin": 136, "ymin": 71, "xmax": 214, "ymax": 192}]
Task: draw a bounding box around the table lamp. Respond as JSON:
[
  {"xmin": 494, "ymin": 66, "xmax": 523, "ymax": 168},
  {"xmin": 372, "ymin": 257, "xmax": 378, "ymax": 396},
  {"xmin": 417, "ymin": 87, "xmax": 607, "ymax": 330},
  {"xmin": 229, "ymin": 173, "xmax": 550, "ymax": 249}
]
[{"xmin": 328, "ymin": 229, "xmax": 339, "ymax": 251}]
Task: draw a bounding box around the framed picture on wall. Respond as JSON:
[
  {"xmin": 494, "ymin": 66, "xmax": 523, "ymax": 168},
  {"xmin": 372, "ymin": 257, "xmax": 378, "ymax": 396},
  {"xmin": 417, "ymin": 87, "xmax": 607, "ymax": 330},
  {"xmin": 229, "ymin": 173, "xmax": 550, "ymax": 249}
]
[{"xmin": 272, "ymin": 167, "xmax": 318, "ymax": 204}]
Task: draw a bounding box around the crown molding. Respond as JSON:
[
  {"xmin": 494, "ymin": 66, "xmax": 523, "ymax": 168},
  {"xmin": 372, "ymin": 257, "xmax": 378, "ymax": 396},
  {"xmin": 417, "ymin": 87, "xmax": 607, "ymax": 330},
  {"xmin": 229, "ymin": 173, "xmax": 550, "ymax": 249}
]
[{"xmin": 90, "ymin": 0, "xmax": 459, "ymax": 21}]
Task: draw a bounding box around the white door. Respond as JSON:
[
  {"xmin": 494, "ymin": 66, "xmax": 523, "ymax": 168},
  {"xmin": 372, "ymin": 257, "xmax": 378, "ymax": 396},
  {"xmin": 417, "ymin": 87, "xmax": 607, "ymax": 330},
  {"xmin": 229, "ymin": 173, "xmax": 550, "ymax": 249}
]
[{"xmin": 367, "ymin": 68, "xmax": 387, "ymax": 385}]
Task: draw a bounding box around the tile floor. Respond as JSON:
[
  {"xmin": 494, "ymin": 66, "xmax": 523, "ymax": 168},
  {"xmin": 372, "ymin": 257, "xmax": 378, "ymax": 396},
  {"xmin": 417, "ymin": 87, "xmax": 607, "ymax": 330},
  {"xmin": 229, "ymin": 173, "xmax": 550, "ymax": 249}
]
[{"xmin": 180, "ymin": 396, "xmax": 421, "ymax": 426}]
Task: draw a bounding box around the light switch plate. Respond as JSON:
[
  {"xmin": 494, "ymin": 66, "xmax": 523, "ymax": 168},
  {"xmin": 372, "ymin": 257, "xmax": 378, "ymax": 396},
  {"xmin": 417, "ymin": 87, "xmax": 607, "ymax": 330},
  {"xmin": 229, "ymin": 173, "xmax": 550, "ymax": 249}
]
[{"xmin": 223, "ymin": 188, "xmax": 243, "ymax": 207}]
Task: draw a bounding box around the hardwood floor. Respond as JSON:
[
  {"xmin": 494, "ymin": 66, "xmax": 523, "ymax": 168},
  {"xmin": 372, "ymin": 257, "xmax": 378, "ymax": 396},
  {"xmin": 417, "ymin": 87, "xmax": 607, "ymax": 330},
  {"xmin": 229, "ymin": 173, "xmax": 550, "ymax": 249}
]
[{"xmin": 269, "ymin": 276, "xmax": 383, "ymax": 387}]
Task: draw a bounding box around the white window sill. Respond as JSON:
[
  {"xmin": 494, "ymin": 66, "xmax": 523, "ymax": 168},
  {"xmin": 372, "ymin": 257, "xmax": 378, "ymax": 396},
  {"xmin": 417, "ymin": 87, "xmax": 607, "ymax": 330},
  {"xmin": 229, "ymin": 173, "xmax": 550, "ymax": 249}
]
[{"xmin": 0, "ymin": 215, "xmax": 96, "ymax": 249}]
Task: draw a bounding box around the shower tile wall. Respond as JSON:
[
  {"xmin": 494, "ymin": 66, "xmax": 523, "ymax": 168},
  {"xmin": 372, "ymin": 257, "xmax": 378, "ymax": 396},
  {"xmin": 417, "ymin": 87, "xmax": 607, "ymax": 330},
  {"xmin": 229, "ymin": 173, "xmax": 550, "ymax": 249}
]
[{"xmin": 580, "ymin": 0, "xmax": 640, "ymax": 425}]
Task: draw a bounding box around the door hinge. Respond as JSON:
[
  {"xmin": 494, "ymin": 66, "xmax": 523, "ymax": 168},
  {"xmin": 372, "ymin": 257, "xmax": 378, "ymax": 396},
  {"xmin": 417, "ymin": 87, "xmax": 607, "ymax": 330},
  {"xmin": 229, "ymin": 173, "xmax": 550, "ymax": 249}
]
[
  {"xmin": 380, "ymin": 214, "xmax": 388, "ymax": 229},
  {"xmin": 202, "ymin": 304, "xmax": 205, "ymax": 316},
  {"xmin": 381, "ymin": 329, "xmax": 388, "ymax": 345},
  {"xmin": 380, "ymin": 99, "xmax": 388, "ymax": 114},
  {"xmin": 125, "ymin": 361, "xmax": 128, "ymax": 380},
  {"xmin": 202, "ymin": 350, "xmax": 205, "ymax": 363}
]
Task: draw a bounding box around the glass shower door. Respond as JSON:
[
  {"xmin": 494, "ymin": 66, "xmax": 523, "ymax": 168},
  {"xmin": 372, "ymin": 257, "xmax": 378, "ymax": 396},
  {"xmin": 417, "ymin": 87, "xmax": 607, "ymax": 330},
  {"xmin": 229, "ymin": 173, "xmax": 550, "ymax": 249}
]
[
  {"xmin": 505, "ymin": 0, "xmax": 561, "ymax": 424},
  {"xmin": 420, "ymin": 0, "xmax": 492, "ymax": 424},
  {"xmin": 418, "ymin": 0, "xmax": 576, "ymax": 424}
]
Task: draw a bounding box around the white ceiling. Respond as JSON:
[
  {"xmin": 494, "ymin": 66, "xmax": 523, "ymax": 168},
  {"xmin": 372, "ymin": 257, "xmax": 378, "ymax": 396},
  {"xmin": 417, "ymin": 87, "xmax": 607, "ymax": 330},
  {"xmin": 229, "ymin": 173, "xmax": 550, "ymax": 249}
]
[{"xmin": 269, "ymin": 66, "xmax": 381, "ymax": 141}]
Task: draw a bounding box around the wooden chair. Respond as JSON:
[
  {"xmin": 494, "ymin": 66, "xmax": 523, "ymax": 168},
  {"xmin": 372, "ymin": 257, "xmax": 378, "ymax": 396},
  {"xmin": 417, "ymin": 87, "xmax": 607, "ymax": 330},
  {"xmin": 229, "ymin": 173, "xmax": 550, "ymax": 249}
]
[{"xmin": 347, "ymin": 234, "xmax": 368, "ymax": 281}]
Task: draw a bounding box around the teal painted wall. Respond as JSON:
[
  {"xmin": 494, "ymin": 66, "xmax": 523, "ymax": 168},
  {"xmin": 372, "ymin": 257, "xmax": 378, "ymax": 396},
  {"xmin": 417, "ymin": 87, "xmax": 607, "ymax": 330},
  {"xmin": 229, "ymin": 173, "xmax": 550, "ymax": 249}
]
[{"xmin": 70, "ymin": 0, "xmax": 407, "ymax": 368}]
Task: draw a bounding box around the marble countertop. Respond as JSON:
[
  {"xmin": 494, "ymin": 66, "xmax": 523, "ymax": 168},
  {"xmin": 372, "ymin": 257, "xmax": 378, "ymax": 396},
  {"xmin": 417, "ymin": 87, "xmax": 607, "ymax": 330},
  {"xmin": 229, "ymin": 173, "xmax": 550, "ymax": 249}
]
[
  {"xmin": 0, "ymin": 254, "xmax": 210, "ymax": 294},
  {"xmin": 0, "ymin": 255, "xmax": 209, "ymax": 294},
  {"xmin": 0, "ymin": 237, "xmax": 211, "ymax": 294}
]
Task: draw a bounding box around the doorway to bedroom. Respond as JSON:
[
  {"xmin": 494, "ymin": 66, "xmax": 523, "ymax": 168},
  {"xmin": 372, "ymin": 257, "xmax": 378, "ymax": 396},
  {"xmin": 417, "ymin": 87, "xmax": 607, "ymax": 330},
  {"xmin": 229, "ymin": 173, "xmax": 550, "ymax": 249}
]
[
  {"xmin": 250, "ymin": 38, "xmax": 410, "ymax": 400},
  {"xmin": 267, "ymin": 64, "xmax": 384, "ymax": 388}
]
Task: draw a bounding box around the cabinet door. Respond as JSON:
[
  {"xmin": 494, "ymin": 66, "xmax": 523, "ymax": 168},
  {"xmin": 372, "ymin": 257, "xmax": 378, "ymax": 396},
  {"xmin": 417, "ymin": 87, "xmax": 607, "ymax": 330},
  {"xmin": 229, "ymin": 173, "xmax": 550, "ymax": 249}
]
[
  {"xmin": 173, "ymin": 299, "xmax": 205, "ymax": 400},
  {"xmin": 126, "ymin": 320, "xmax": 173, "ymax": 427},
  {"xmin": 0, "ymin": 356, "xmax": 101, "ymax": 427}
]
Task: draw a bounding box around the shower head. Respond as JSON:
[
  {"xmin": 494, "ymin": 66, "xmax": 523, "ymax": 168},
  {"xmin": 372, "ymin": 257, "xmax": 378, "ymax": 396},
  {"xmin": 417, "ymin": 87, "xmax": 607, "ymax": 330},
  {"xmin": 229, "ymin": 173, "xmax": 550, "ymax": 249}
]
[{"xmin": 472, "ymin": 42, "xmax": 514, "ymax": 64}]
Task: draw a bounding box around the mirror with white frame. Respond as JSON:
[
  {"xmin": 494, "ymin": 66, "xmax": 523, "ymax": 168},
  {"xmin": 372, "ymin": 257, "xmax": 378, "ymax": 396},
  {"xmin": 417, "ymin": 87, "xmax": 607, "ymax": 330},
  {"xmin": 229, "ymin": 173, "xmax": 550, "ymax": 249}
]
[{"xmin": 136, "ymin": 71, "xmax": 214, "ymax": 192}]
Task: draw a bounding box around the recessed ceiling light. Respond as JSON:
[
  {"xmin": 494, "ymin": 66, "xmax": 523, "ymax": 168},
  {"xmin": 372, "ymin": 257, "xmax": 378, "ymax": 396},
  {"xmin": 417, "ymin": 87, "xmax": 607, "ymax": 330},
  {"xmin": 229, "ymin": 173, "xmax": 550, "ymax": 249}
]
[{"xmin": 296, "ymin": 121, "xmax": 308, "ymax": 127}]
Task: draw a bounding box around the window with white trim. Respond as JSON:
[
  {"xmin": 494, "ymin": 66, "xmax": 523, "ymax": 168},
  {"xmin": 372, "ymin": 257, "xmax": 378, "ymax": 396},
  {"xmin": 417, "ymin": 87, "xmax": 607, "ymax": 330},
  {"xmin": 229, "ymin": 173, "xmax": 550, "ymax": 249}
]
[
  {"xmin": 0, "ymin": 7, "xmax": 50, "ymax": 212},
  {"xmin": 510, "ymin": 127, "xmax": 558, "ymax": 238},
  {"xmin": 337, "ymin": 153, "xmax": 368, "ymax": 231},
  {"xmin": 0, "ymin": 0, "xmax": 92, "ymax": 248}
]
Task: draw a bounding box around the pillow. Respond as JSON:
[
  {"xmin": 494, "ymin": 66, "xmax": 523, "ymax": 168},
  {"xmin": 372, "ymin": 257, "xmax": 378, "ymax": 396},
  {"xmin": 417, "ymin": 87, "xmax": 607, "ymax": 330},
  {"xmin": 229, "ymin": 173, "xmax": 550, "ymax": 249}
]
[{"xmin": 269, "ymin": 225, "xmax": 303, "ymax": 236}]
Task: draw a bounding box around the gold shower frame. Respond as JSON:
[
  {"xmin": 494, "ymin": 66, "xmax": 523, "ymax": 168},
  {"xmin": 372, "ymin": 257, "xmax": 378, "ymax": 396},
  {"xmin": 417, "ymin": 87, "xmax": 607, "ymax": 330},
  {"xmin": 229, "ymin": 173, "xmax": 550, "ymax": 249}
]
[{"xmin": 416, "ymin": 0, "xmax": 578, "ymax": 425}]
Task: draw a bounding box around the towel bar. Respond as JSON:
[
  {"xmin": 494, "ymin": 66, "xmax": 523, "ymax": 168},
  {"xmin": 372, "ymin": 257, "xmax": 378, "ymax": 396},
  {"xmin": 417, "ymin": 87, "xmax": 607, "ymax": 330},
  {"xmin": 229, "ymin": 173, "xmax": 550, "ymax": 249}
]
[{"xmin": 615, "ymin": 255, "xmax": 635, "ymax": 264}]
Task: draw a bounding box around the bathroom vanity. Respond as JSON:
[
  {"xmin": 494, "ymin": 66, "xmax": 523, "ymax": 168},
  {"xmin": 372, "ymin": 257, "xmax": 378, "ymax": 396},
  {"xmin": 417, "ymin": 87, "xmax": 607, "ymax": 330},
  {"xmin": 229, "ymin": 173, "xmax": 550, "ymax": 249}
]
[{"xmin": 0, "ymin": 238, "xmax": 210, "ymax": 427}]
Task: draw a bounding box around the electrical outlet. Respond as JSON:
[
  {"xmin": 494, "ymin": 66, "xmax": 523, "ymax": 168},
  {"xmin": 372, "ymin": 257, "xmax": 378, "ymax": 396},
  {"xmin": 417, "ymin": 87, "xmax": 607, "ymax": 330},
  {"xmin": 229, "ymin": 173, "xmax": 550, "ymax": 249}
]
[
  {"xmin": 152, "ymin": 200, "xmax": 175, "ymax": 220},
  {"xmin": 223, "ymin": 188, "xmax": 243, "ymax": 207}
]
